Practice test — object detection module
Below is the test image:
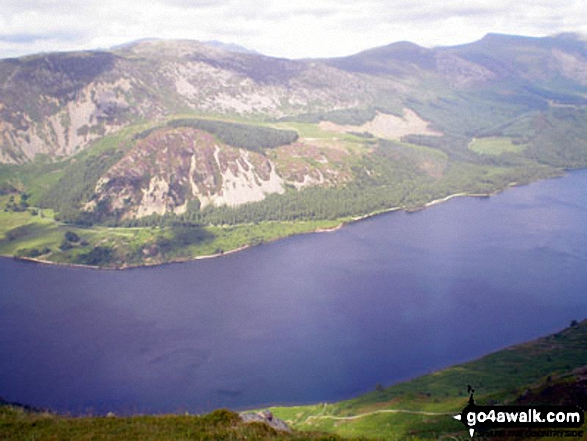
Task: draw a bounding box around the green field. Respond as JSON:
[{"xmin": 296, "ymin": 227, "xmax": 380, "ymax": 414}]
[
  {"xmin": 469, "ymin": 137, "xmax": 527, "ymax": 156},
  {"xmin": 0, "ymin": 193, "xmax": 349, "ymax": 267}
]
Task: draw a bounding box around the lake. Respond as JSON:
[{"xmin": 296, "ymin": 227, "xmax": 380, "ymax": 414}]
[{"xmin": 1, "ymin": 170, "xmax": 587, "ymax": 415}]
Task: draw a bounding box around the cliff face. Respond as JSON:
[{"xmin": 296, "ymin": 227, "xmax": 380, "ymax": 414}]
[
  {"xmin": 86, "ymin": 127, "xmax": 350, "ymax": 218},
  {"xmin": 0, "ymin": 51, "xmax": 158, "ymax": 164}
]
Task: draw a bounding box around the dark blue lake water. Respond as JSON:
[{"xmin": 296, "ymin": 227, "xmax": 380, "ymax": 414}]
[{"xmin": 1, "ymin": 170, "xmax": 587, "ymax": 415}]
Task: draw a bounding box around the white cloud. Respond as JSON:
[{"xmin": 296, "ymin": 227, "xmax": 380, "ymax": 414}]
[{"xmin": 0, "ymin": 0, "xmax": 586, "ymax": 59}]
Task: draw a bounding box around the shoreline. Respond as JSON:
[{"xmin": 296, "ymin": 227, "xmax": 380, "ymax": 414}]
[
  {"xmin": 193, "ymin": 244, "xmax": 251, "ymax": 260},
  {"xmin": 10, "ymin": 256, "xmax": 101, "ymax": 270},
  {"xmin": 2, "ymin": 190, "xmax": 496, "ymax": 270}
]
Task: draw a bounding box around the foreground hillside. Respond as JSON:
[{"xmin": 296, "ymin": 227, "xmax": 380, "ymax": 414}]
[
  {"xmin": 0, "ymin": 407, "xmax": 355, "ymax": 441},
  {"xmin": 1, "ymin": 320, "xmax": 585, "ymax": 440},
  {"xmin": 2, "ymin": 34, "xmax": 587, "ymax": 267},
  {"xmin": 271, "ymin": 319, "xmax": 587, "ymax": 440}
]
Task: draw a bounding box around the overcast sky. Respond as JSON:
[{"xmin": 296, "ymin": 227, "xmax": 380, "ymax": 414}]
[{"xmin": 1, "ymin": 0, "xmax": 586, "ymax": 60}]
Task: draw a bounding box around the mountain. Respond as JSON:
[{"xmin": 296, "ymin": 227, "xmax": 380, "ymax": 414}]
[
  {"xmin": 327, "ymin": 41, "xmax": 439, "ymax": 75},
  {"xmin": 203, "ymin": 40, "xmax": 259, "ymax": 54},
  {"xmin": 85, "ymin": 122, "xmax": 349, "ymax": 220},
  {"xmin": 2, "ymin": 34, "xmax": 587, "ymax": 267},
  {"xmin": 0, "ymin": 39, "xmax": 379, "ymax": 164},
  {"xmin": 443, "ymin": 33, "xmax": 587, "ymax": 86},
  {"xmin": 2, "ymin": 33, "xmax": 587, "ymax": 164}
]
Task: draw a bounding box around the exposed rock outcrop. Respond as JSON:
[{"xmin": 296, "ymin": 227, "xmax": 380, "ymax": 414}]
[
  {"xmin": 240, "ymin": 410, "xmax": 291, "ymax": 432},
  {"xmin": 86, "ymin": 126, "xmax": 352, "ymax": 219}
]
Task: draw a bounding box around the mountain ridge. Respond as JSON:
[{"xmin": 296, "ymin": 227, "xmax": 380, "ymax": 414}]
[{"xmin": 2, "ymin": 33, "xmax": 587, "ymax": 164}]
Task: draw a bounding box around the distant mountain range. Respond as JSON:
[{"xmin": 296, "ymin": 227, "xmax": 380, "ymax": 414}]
[{"xmin": 2, "ymin": 33, "xmax": 586, "ymax": 164}]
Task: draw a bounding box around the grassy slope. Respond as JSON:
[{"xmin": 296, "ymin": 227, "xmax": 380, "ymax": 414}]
[
  {"xmin": 0, "ymin": 117, "xmax": 423, "ymax": 267},
  {"xmin": 270, "ymin": 320, "xmax": 587, "ymax": 440},
  {"xmin": 469, "ymin": 137, "xmax": 527, "ymax": 155},
  {"xmin": 0, "ymin": 199, "xmax": 346, "ymax": 268},
  {"xmin": 0, "ymin": 407, "xmax": 358, "ymax": 441}
]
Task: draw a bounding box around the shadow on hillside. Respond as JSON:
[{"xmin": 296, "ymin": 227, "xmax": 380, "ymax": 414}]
[{"xmin": 155, "ymin": 226, "xmax": 215, "ymax": 254}]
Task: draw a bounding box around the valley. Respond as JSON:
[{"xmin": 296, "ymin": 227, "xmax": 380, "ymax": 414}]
[{"xmin": 1, "ymin": 0, "xmax": 587, "ymax": 436}]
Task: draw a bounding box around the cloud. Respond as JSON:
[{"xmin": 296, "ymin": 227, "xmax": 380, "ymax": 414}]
[
  {"xmin": 0, "ymin": 34, "xmax": 48, "ymax": 44},
  {"xmin": 0, "ymin": 0, "xmax": 586, "ymax": 60}
]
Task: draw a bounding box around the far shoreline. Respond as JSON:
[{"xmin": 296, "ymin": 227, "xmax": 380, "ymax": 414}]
[
  {"xmin": 3, "ymin": 189, "xmax": 502, "ymax": 270},
  {"xmin": 4, "ymin": 168, "xmax": 579, "ymax": 270}
]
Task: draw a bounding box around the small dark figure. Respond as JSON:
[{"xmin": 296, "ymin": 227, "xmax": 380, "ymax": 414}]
[{"xmin": 467, "ymin": 385, "xmax": 475, "ymax": 405}]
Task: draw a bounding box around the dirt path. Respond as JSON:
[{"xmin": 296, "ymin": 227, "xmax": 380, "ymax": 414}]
[{"xmin": 304, "ymin": 408, "xmax": 454, "ymax": 422}]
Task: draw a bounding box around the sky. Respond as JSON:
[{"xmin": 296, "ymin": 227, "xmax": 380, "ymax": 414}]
[{"xmin": 0, "ymin": 0, "xmax": 586, "ymax": 60}]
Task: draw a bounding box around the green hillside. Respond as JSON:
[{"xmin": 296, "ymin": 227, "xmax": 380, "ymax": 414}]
[
  {"xmin": 0, "ymin": 109, "xmax": 574, "ymax": 268},
  {"xmin": 270, "ymin": 319, "xmax": 587, "ymax": 440},
  {"xmin": 0, "ymin": 407, "xmax": 357, "ymax": 441}
]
